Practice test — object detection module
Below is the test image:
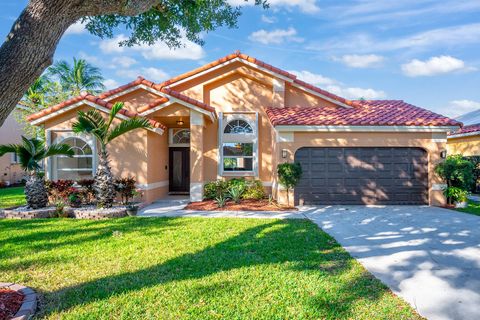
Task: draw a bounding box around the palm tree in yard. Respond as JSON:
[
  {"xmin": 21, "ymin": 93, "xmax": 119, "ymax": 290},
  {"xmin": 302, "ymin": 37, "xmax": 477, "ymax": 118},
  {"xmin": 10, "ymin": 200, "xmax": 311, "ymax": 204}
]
[
  {"xmin": 0, "ymin": 137, "xmax": 73, "ymax": 209},
  {"xmin": 48, "ymin": 58, "xmax": 105, "ymax": 96},
  {"xmin": 72, "ymin": 102, "xmax": 151, "ymax": 208}
]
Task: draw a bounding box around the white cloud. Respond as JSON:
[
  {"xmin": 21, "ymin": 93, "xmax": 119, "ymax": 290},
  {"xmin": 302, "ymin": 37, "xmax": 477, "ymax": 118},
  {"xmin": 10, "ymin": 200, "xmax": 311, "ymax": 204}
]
[
  {"xmin": 261, "ymin": 15, "xmax": 276, "ymax": 23},
  {"xmin": 450, "ymin": 100, "xmax": 480, "ymax": 120},
  {"xmin": 104, "ymin": 79, "xmax": 120, "ymax": 89},
  {"xmin": 335, "ymin": 54, "xmax": 384, "ymax": 68},
  {"xmin": 78, "ymin": 51, "xmax": 101, "ymax": 65},
  {"xmin": 327, "ymin": 86, "xmax": 387, "ymax": 100},
  {"xmin": 99, "ymin": 34, "xmax": 205, "ymax": 60},
  {"xmin": 310, "ymin": 23, "xmax": 480, "ymax": 54},
  {"xmin": 291, "ymin": 70, "xmax": 386, "ymax": 100},
  {"xmin": 117, "ymin": 67, "xmax": 169, "ymax": 82},
  {"xmin": 111, "ymin": 56, "xmax": 137, "ymax": 68},
  {"xmin": 401, "ymin": 56, "xmax": 471, "ymax": 77},
  {"xmin": 64, "ymin": 20, "xmax": 86, "ymax": 36},
  {"xmin": 248, "ymin": 27, "xmax": 303, "ymax": 45},
  {"xmin": 229, "ymin": 0, "xmax": 320, "ymax": 13},
  {"xmin": 288, "ymin": 70, "xmax": 337, "ymax": 86}
]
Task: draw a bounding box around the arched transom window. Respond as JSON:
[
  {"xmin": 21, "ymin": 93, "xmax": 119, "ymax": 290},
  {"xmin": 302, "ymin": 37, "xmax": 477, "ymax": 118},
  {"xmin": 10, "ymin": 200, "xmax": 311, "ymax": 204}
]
[
  {"xmin": 173, "ymin": 129, "xmax": 190, "ymax": 144},
  {"xmin": 221, "ymin": 116, "xmax": 257, "ymax": 174},
  {"xmin": 224, "ymin": 119, "xmax": 253, "ymax": 134},
  {"xmin": 55, "ymin": 137, "xmax": 94, "ymax": 180}
]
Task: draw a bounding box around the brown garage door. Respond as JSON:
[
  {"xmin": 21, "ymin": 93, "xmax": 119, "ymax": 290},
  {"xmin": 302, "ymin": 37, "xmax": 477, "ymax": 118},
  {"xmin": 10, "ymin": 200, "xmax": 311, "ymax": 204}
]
[{"xmin": 294, "ymin": 147, "xmax": 428, "ymax": 205}]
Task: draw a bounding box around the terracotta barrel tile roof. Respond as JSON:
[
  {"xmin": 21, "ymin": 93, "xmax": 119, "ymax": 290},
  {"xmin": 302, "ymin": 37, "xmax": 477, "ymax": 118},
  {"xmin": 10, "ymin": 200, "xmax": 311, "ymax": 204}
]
[
  {"xmin": 449, "ymin": 123, "xmax": 480, "ymax": 136},
  {"xmin": 27, "ymin": 92, "xmax": 166, "ymax": 130},
  {"xmin": 265, "ymin": 100, "xmax": 461, "ymax": 127}
]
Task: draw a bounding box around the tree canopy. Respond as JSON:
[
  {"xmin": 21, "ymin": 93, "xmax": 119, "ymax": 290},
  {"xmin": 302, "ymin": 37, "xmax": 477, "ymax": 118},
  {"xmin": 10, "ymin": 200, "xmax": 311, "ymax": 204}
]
[{"xmin": 0, "ymin": 0, "xmax": 267, "ymax": 126}]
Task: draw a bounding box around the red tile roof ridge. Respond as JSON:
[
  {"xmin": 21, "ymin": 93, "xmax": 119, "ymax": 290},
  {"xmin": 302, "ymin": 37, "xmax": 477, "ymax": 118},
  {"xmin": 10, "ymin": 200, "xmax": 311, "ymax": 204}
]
[{"xmin": 27, "ymin": 93, "xmax": 166, "ymax": 130}]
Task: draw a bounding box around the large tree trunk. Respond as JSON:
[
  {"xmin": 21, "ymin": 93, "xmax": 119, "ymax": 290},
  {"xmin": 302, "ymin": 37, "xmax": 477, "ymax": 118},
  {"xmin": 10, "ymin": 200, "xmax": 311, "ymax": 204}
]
[
  {"xmin": 94, "ymin": 150, "xmax": 116, "ymax": 208},
  {"xmin": 0, "ymin": 0, "xmax": 160, "ymax": 126},
  {"xmin": 25, "ymin": 172, "xmax": 48, "ymax": 209}
]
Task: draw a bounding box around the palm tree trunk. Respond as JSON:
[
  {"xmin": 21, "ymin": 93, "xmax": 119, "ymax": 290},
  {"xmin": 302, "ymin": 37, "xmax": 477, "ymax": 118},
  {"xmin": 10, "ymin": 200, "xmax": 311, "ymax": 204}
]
[
  {"xmin": 25, "ymin": 172, "xmax": 48, "ymax": 209},
  {"xmin": 94, "ymin": 149, "xmax": 116, "ymax": 208}
]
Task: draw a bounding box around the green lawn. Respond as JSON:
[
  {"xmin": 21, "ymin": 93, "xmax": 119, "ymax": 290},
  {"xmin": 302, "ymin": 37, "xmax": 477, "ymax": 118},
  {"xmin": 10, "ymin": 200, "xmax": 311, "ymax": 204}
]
[
  {"xmin": 0, "ymin": 217, "xmax": 421, "ymax": 319},
  {"xmin": 456, "ymin": 200, "xmax": 480, "ymax": 216},
  {"xmin": 0, "ymin": 186, "xmax": 26, "ymax": 208}
]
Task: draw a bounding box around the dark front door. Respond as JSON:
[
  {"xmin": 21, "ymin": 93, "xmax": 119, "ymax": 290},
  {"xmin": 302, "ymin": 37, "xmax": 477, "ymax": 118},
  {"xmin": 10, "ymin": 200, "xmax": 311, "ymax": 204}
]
[
  {"xmin": 169, "ymin": 147, "xmax": 190, "ymax": 193},
  {"xmin": 294, "ymin": 147, "xmax": 429, "ymax": 205}
]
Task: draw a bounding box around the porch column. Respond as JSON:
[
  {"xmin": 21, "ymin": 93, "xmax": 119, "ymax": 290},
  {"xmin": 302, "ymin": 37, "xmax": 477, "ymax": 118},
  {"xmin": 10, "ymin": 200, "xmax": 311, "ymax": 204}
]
[{"xmin": 190, "ymin": 110, "xmax": 204, "ymax": 201}]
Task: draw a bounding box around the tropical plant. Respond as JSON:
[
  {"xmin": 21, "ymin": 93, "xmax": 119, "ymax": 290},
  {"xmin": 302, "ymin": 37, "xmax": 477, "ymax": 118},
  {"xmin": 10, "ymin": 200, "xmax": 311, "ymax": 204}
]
[
  {"xmin": 204, "ymin": 180, "xmax": 229, "ymax": 200},
  {"xmin": 277, "ymin": 162, "xmax": 303, "ymax": 206},
  {"xmin": 77, "ymin": 179, "xmax": 96, "ymax": 204},
  {"xmin": 67, "ymin": 187, "xmax": 82, "ymax": 207},
  {"xmin": 435, "ymin": 155, "xmax": 475, "ymax": 204},
  {"xmin": 0, "ymin": 136, "xmax": 73, "ymax": 209},
  {"xmin": 464, "ymin": 156, "xmax": 480, "ymax": 192},
  {"xmin": 114, "ymin": 177, "xmax": 137, "ymax": 205},
  {"xmin": 443, "ymin": 186, "xmax": 469, "ymax": 205},
  {"xmin": 228, "ymin": 184, "xmax": 245, "ymax": 204},
  {"xmin": 15, "ymin": 75, "xmax": 68, "ymax": 140},
  {"xmin": 214, "ymin": 193, "xmax": 229, "ymax": 208},
  {"xmin": 48, "ymin": 58, "xmax": 105, "ymax": 96},
  {"xmin": 72, "ymin": 102, "xmax": 151, "ymax": 207},
  {"xmin": 242, "ymin": 180, "xmax": 266, "ymax": 200}
]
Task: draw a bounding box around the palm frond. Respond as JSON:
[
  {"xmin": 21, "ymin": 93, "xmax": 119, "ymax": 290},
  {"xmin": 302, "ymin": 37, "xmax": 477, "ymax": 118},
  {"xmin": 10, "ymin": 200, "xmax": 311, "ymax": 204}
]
[
  {"xmin": 72, "ymin": 112, "xmax": 97, "ymax": 134},
  {"xmin": 107, "ymin": 117, "xmax": 152, "ymax": 143},
  {"xmin": 0, "ymin": 144, "xmax": 18, "ymax": 157},
  {"xmin": 45, "ymin": 143, "xmax": 74, "ymax": 158},
  {"xmin": 107, "ymin": 102, "xmax": 124, "ymax": 129}
]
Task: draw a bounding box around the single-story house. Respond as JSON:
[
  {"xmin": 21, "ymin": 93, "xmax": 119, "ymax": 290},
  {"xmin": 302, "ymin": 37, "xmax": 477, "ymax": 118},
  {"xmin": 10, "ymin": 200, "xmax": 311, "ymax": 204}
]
[
  {"xmin": 27, "ymin": 51, "xmax": 461, "ymax": 206},
  {"xmin": 447, "ymin": 123, "xmax": 480, "ymax": 156}
]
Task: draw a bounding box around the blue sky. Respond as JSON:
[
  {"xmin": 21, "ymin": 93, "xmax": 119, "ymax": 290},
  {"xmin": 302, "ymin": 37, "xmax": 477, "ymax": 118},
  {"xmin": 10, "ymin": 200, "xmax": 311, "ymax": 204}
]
[{"xmin": 2, "ymin": 0, "xmax": 480, "ymax": 118}]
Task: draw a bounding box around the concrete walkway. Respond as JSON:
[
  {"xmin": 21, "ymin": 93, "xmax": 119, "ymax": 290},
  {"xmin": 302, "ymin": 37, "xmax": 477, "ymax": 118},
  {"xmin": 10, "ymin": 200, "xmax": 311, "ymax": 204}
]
[{"xmin": 303, "ymin": 205, "xmax": 480, "ymax": 320}]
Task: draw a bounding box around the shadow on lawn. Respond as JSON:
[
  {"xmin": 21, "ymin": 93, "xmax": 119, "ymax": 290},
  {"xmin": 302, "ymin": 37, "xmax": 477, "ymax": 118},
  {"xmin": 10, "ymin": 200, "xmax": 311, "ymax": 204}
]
[{"xmin": 35, "ymin": 218, "xmax": 391, "ymax": 318}]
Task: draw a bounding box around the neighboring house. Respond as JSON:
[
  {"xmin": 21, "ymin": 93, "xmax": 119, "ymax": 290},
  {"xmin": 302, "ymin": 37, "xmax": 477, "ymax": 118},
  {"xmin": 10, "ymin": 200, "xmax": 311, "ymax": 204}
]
[
  {"xmin": 27, "ymin": 51, "xmax": 460, "ymax": 206},
  {"xmin": 0, "ymin": 112, "xmax": 24, "ymax": 185},
  {"xmin": 447, "ymin": 123, "xmax": 480, "ymax": 156}
]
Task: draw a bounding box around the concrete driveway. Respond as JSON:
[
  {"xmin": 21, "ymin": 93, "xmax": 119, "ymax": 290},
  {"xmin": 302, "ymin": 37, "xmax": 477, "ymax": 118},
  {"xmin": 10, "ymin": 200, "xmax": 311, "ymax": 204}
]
[{"xmin": 302, "ymin": 205, "xmax": 480, "ymax": 320}]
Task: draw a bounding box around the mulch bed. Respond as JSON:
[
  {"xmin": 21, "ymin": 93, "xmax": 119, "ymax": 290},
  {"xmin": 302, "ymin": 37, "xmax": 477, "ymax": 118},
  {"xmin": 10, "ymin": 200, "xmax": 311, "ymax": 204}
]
[
  {"xmin": 185, "ymin": 199, "xmax": 297, "ymax": 211},
  {"xmin": 0, "ymin": 288, "xmax": 24, "ymax": 320}
]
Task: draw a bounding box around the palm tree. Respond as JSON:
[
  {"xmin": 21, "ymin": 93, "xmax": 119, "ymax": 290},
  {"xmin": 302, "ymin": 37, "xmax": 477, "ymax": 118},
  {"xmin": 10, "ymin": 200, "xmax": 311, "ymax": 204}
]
[
  {"xmin": 0, "ymin": 137, "xmax": 74, "ymax": 209},
  {"xmin": 72, "ymin": 102, "xmax": 151, "ymax": 208},
  {"xmin": 48, "ymin": 58, "xmax": 105, "ymax": 96}
]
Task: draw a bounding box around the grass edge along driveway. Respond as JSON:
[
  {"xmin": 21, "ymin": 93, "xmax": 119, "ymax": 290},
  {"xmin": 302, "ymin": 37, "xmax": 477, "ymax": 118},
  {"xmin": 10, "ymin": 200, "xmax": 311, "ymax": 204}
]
[{"xmin": 0, "ymin": 217, "xmax": 423, "ymax": 319}]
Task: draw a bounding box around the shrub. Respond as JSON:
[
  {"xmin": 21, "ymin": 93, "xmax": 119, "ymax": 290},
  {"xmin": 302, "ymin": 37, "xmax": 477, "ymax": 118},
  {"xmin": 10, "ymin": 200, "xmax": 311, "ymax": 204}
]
[
  {"xmin": 277, "ymin": 162, "xmax": 302, "ymax": 205},
  {"xmin": 77, "ymin": 179, "xmax": 95, "ymax": 204},
  {"xmin": 228, "ymin": 184, "xmax": 245, "ymax": 204},
  {"xmin": 114, "ymin": 177, "xmax": 137, "ymax": 205},
  {"xmin": 242, "ymin": 180, "xmax": 266, "ymax": 200},
  {"xmin": 464, "ymin": 156, "xmax": 480, "ymax": 192},
  {"xmin": 67, "ymin": 187, "xmax": 82, "ymax": 207},
  {"xmin": 46, "ymin": 179, "xmax": 75, "ymax": 202},
  {"xmin": 443, "ymin": 186, "xmax": 469, "ymax": 204},
  {"xmin": 435, "ymin": 155, "xmax": 475, "ymax": 190},
  {"xmin": 204, "ymin": 180, "xmax": 229, "ymax": 200}
]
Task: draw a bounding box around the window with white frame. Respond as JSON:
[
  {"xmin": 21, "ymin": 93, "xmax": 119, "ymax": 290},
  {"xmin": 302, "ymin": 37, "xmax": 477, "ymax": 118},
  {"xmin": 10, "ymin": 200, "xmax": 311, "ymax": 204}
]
[
  {"xmin": 220, "ymin": 115, "xmax": 258, "ymax": 175},
  {"xmin": 169, "ymin": 128, "xmax": 190, "ymax": 146},
  {"xmin": 54, "ymin": 137, "xmax": 95, "ymax": 180}
]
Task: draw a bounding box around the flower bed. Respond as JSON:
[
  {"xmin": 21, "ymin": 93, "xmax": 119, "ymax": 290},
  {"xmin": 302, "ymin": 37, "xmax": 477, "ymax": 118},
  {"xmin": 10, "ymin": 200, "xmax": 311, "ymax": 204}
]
[
  {"xmin": 185, "ymin": 199, "xmax": 296, "ymax": 211},
  {"xmin": 0, "ymin": 283, "xmax": 37, "ymax": 320}
]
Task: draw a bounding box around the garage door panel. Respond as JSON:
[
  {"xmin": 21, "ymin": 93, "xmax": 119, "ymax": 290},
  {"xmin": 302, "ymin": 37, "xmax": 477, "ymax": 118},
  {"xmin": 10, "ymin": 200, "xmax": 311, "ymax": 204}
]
[{"xmin": 294, "ymin": 147, "xmax": 428, "ymax": 205}]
